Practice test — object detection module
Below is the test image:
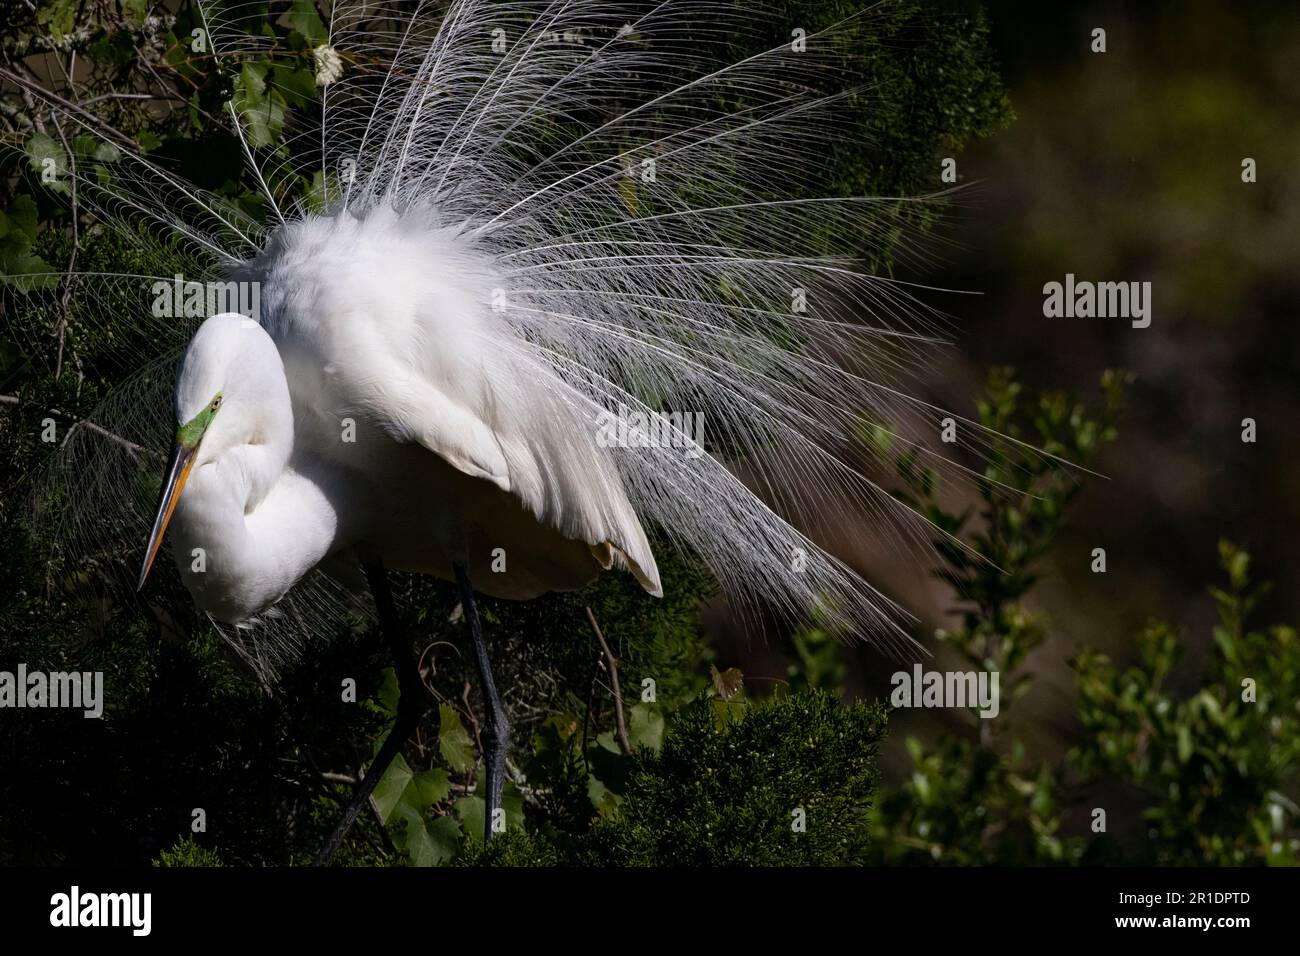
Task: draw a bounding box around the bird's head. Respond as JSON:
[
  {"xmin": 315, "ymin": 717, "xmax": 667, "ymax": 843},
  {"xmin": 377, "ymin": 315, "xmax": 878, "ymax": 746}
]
[{"xmin": 137, "ymin": 313, "xmax": 290, "ymax": 589}]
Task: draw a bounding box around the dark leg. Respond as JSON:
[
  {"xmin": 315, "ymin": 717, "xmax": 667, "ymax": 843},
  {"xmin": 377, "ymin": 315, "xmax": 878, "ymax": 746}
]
[
  {"xmin": 316, "ymin": 559, "xmax": 427, "ymax": 866},
  {"xmin": 453, "ymin": 561, "xmax": 510, "ymax": 843}
]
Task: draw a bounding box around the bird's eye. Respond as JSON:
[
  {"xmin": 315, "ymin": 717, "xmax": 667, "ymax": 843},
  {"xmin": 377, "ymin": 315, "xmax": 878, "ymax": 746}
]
[{"xmin": 211, "ymin": 395, "xmax": 223, "ymax": 410}]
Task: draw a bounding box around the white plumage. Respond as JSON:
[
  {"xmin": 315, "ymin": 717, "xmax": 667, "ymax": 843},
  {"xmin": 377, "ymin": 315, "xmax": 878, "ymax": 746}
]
[
  {"xmin": 164, "ymin": 205, "xmax": 660, "ymax": 625},
  {"xmin": 27, "ymin": 0, "xmax": 1013, "ymax": 680}
]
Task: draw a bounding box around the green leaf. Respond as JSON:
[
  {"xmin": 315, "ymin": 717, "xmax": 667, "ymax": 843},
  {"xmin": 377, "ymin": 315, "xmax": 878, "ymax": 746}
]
[
  {"xmin": 453, "ymin": 795, "xmax": 485, "ymax": 843},
  {"xmin": 303, "ymin": 169, "xmax": 337, "ymax": 213},
  {"xmin": 371, "ymin": 753, "xmax": 413, "ymax": 823},
  {"xmin": 438, "ymin": 703, "xmax": 475, "ymax": 773},
  {"xmin": 372, "ymin": 753, "xmax": 451, "ymax": 824},
  {"xmin": 5, "ymin": 196, "xmax": 39, "ymax": 243},
  {"xmin": 392, "ymin": 804, "xmax": 460, "ymax": 867},
  {"xmin": 87, "ymin": 29, "xmax": 136, "ymax": 68},
  {"xmin": 618, "ymin": 173, "xmax": 638, "ymax": 213},
  {"xmin": 628, "ymin": 703, "xmax": 664, "ymax": 752},
  {"xmin": 94, "ymin": 140, "xmax": 123, "ymax": 164},
  {"xmin": 246, "ymin": 95, "xmax": 288, "ymax": 150},
  {"xmin": 586, "ymin": 731, "xmax": 632, "ymax": 797},
  {"xmin": 239, "ymin": 61, "xmax": 269, "ymax": 101},
  {"xmin": 0, "ymin": 251, "xmax": 56, "ymax": 292},
  {"xmin": 524, "ymin": 714, "xmax": 581, "ymax": 790},
  {"xmin": 587, "ymin": 773, "xmax": 623, "ymax": 818},
  {"xmin": 274, "ymin": 65, "xmax": 318, "ymax": 109},
  {"xmin": 503, "ymin": 780, "xmax": 524, "ymax": 830},
  {"xmin": 277, "ymin": 0, "xmax": 328, "ymax": 44},
  {"xmin": 37, "ymin": 0, "xmax": 77, "ymax": 39},
  {"xmin": 25, "ymin": 134, "xmax": 67, "ymax": 193},
  {"xmin": 426, "ymin": 815, "xmax": 464, "ymax": 863},
  {"xmin": 0, "ymin": 198, "xmax": 55, "ymax": 291},
  {"xmin": 232, "ymin": 62, "xmax": 286, "ymax": 148},
  {"xmin": 710, "ymin": 695, "xmax": 748, "ymax": 728},
  {"xmin": 417, "ymin": 768, "xmax": 451, "ymax": 805},
  {"xmin": 453, "ymin": 780, "xmax": 524, "ymax": 844}
]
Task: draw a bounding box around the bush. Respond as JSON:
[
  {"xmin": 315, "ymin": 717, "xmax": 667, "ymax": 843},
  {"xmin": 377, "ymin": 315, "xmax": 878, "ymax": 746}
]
[{"xmin": 584, "ymin": 690, "xmax": 887, "ymax": 866}]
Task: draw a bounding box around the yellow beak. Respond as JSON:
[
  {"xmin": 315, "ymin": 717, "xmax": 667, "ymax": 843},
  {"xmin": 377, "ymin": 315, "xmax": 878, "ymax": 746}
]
[{"xmin": 137, "ymin": 441, "xmax": 198, "ymax": 591}]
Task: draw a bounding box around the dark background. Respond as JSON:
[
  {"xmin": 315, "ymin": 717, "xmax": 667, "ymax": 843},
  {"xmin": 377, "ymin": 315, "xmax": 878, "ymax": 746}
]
[{"xmin": 716, "ymin": 0, "xmax": 1299, "ymax": 776}]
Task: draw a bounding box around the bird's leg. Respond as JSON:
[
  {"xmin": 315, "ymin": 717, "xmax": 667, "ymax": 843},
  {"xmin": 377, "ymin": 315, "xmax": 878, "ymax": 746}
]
[
  {"xmin": 453, "ymin": 561, "xmax": 510, "ymax": 843},
  {"xmin": 315, "ymin": 559, "xmax": 427, "ymax": 867}
]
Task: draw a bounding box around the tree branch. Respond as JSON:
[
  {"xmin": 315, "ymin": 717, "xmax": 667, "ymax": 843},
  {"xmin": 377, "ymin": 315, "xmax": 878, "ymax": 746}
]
[
  {"xmin": 78, "ymin": 91, "xmax": 178, "ymax": 107},
  {"xmin": 0, "ymin": 66, "xmax": 138, "ymax": 149},
  {"xmin": 49, "ymin": 110, "xmax": 80, "ymax": 383},
  {"xmin": 586, "ymin": 606, "xmax": 631, "ymax": 755},
  {"xmin": 0, "ymin": 394, "xmax": 149, "ymax": 457}
]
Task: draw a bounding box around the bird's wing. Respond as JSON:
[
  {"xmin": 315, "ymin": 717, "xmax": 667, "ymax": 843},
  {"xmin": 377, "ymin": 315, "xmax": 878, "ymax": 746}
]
[
  {"xmin": 434, "ymin": 355, "xmax": 663, "ymax": 598},
  {"xmin": 255, "ymin": 211, "xmax": 661, "ymax": 596},
  {"xmin": 371, "ymin": 355, "xmax": 662, "ymax": 597},
  {"xmin": 354, "ymin": 355, "xmax": 513, "ymax": 493}
]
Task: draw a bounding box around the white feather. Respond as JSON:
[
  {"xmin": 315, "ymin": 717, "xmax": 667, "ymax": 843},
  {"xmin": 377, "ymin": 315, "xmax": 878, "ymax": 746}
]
[{"xmin": 23, "ymin": 0, "xmax": 1042, "ymax": 680}]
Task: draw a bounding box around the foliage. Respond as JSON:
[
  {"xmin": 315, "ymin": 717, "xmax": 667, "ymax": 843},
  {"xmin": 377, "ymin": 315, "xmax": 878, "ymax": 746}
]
[
  {"xmin": 868, "ymin": 367, "xmax": 1128, "ymax": 864},
  {"xmin": 867, "ymin": 370, "xmax": 1299, "ymax": 866},
  {"xmin": 724, "ymin": 0, "xmax": 1013, "ymax": 266},
  {"xmin": 1071, "ymin": 541, "xmax": 1300, "ymax": 865},
  {"xmin": 456, "ymin": 687, "xmax": 887, "ymax": 866},
  {"xmin": 785, "ymin": 624, "xmax": 848, "ymax": 694},
  {"xmin": 153, "ymin": 835, "xmax": 223, "ymax": 868},
  {"xmin": 581, "ymin": 689, "xmax": 886, "ymax": 865}
]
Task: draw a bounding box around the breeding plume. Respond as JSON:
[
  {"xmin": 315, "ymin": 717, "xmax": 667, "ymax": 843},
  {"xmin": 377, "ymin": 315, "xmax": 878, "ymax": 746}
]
[{"xmin": 16, "ymin": 0, "xmax": 1014, "ymax": 854}]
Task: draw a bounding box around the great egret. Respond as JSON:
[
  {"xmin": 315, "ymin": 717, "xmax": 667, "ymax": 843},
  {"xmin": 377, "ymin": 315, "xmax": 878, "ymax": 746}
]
[
  {"xmin": 137, "ymin": 210, "xmax": 664, "ymax": 850},
  {"xmin": 17, "ymin": 0, "xmax": 1024, "ymax": 860}
]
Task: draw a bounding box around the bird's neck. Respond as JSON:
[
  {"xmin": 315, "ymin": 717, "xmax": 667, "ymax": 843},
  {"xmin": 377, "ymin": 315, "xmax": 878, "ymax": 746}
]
[{"xmin": 171, "ymin": 439, "xmax": 340, "ymax": 624}]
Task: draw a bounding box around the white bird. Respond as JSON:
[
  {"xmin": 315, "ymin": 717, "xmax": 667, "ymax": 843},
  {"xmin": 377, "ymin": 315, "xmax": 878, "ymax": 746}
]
[
  {"xmin": 136, "ymin": 210, "xmax": 665, "ymax": 854},
  {"xmin": 25, "ymin": 0, "xmax": 1024, "ymax": 857},
  {"xmin": 141, "ymin": 210, "xmax": 662, "ymax": 620}
]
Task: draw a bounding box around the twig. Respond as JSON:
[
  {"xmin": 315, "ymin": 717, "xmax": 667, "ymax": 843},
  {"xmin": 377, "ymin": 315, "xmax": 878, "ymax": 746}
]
[
  {"xmin": 14, "ymin": 66, "xmax": 46, "ymax": 135},
  {"xmin": 138, "ymin": 49, "xmax": 227, "ymax": 129},
  {"xmin": 50, "ymin": 111, "xmax": 80, "ymax": 381},
  {"xmin": 586, "ymin": 606, "xmax": 631, "ymax": 755},
  {"xmin": 60, "ymin": 417, "xmax": 147, "ymax": 456},
  {"xmin": 0, "ymin": 394, "xmax": 148, "ymax": 457},
  {"xmin": 78, "ymin": 92, "xmax": 177, "ymax": 107},
  {"xmin": 580, "ymin": 653, "xmax": 601, "ymax": 767},
  {"xmin": 0, "ymin": 66, "xmax": 138, "ymax": 149},
  {"xmin": 51, "ymin": 49, "xmax": 74, "ymax": 93}
]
